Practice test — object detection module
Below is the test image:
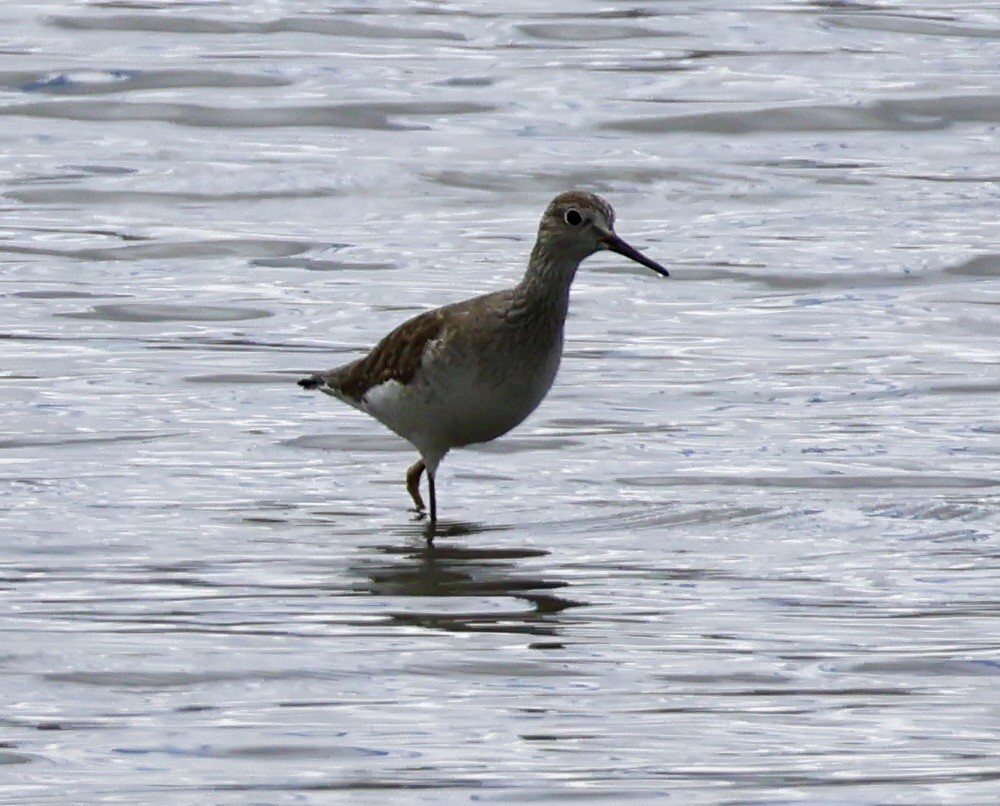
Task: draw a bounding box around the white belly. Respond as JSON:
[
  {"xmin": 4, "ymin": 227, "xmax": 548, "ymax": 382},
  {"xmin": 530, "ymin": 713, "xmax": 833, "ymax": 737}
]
[{"xmin": 360, "ymin": 341, "xmax": 561, "ymax": 456}]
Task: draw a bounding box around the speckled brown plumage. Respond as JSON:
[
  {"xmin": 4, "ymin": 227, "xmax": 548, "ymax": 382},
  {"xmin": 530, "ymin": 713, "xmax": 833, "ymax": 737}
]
[{"xmin": 301, "ymin": 308, "xmax": 446, "ymax": 400}]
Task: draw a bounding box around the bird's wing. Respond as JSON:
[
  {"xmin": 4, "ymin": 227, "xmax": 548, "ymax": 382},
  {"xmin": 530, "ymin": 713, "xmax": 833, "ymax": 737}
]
[{"xmin": 324, "ymin": 308, "xmax": 447, "ymax": 401}]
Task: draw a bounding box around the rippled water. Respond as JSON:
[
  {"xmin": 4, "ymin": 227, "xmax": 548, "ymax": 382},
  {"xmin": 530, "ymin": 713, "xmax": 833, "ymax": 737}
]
[{"xmin": 2, "ymin": 1, "xmax": 998, "ymax": 802}]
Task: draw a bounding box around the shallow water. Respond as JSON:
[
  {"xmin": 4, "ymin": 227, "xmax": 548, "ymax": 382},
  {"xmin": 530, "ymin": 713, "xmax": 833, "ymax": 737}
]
[{"xmin": 2, "ymin": 1, "xmax": 998, "ymax": 802}]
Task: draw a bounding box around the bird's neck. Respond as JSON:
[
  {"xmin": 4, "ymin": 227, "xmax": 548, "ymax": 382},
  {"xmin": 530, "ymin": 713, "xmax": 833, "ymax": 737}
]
[{"xmin": 513, "ymin": 239, "xmax": 583, "ymax": 320}]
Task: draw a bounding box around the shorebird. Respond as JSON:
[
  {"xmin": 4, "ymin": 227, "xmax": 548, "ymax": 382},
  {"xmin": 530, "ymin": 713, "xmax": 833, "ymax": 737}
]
[{"xmin": 299, "ymin": 190, "xmax": 668, "ymax": 537}]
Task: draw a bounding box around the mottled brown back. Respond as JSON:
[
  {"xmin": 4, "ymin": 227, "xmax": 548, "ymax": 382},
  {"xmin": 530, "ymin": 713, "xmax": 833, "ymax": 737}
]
[{"xmin": 322, "ymin": 308, "xmax": 446, "ymax": 400}]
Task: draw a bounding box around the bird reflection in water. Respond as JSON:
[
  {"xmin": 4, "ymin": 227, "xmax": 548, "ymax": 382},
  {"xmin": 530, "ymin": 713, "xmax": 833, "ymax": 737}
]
[{"xmin": 350, "ymin": 524, "xmax": 582, "ymax": 637}]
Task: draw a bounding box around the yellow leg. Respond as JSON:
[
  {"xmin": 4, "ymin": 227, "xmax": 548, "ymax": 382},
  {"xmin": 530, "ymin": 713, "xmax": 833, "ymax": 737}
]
[{"xmin": 406, "ymin": 459, "xmax": 425, "ymax": 511}]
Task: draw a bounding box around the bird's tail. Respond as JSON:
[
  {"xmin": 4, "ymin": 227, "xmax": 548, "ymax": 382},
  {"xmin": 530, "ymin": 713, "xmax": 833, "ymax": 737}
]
[{"xmin": 298, "ymin": 374, "xmax": 324, "ymax": 390}]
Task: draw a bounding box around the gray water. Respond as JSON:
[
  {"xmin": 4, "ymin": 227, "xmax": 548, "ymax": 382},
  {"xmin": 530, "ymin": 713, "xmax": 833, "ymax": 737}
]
[{"xmin": 2, "ymin": 1, "xmax": 999, "ymax": 803}]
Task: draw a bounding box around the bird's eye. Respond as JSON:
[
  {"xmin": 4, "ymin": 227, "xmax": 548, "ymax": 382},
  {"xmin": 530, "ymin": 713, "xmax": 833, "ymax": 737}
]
[{"xmin": 564, "ymin": 209, "xmax": 583, "ymax": 227}]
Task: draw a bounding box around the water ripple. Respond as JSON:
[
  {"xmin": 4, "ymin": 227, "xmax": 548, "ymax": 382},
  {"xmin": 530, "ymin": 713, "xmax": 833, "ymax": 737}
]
[
  {"xmin": 605, "ymin": 95, "xmax": 1000, "ymax": 134},
  {"xmin": 2, "ymin": 100, "xmax": 495, "ymax": 130}
]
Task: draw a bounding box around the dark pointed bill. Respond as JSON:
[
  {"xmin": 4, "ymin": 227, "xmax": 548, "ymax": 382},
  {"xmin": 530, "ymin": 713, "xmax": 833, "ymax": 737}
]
[{"xmin": 601, "ymin": 233, "xmax": 669, "ymax": 277}]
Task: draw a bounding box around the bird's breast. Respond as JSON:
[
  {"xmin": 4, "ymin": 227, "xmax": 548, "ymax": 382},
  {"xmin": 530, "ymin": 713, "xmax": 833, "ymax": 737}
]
[{"xmin": 384, "ymin": 329, "xmax": 562, "ymax": 448}]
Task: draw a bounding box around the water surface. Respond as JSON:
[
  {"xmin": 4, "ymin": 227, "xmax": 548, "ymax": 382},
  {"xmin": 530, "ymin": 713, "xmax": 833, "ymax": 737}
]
[{"xmin": 1, "ymin": 1, "xmax": 998, "ymax": 802}]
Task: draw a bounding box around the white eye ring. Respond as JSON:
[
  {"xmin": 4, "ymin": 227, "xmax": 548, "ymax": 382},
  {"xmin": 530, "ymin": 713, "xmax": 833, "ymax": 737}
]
[{"xmin": 564, "ymin": 208, "xmax": 584, "ymax": 227}]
